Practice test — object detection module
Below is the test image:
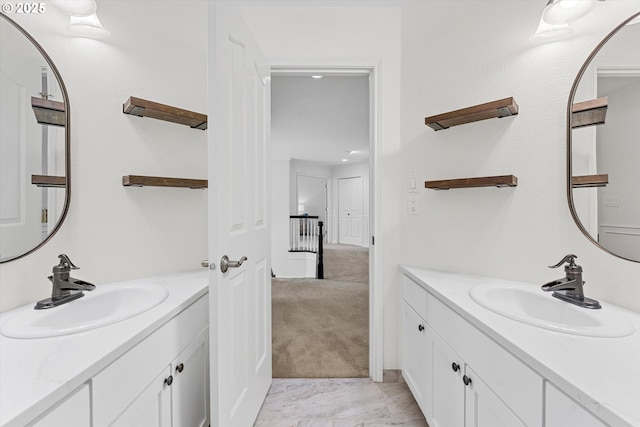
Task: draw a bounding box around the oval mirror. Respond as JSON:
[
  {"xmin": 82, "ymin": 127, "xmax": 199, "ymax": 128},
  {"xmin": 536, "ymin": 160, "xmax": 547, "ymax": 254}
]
[
  {"xmin": 568, "ymin": 11, "xmax": 640, "ymax": 263},
  {"xmin": 0, "ymin": 13, "xmax": 70, "ymax": 263}
]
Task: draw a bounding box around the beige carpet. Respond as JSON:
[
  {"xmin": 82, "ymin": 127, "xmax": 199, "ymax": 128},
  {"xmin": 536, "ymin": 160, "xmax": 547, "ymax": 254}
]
[{"xmin": 272, "ymin": 244, "xmax": 369, "ymax": 378}]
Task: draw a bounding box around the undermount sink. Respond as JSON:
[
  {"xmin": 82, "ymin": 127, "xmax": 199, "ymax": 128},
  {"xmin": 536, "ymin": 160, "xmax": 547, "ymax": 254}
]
[
  {"xmin": 469, "ymin": 284, "xmax": 634, "ymax": 338},
  {"xmin": 0, "ymin": 283, "xmax": 168, "ymax": 339}
]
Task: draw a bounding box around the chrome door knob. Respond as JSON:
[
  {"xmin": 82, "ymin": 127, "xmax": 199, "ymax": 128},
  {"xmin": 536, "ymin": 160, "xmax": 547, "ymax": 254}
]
[{"xmin": 220, "ymin": 255, "xmax": 248, "ymax": 273}]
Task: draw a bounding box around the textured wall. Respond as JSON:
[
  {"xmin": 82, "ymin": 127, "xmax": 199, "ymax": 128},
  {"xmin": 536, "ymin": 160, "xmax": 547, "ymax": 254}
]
[{"xmin": 0, "ymin": 1, "xmax": 208, "ymax": 312}]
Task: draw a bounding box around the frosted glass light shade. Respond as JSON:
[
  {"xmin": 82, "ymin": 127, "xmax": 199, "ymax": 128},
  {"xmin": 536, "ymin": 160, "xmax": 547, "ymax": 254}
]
[
  {"xmin": 531, "ymin": 17, "xmax": 572, "ymax": 40},
  {"xmin": 67, "ymin": 13, "xmax": 110, "ymax": 38},
  {"xmin": 542, "ymin": 0, "xmax": 595, "ymax": 25},
  {"xmin": 50, "ymin": 0, "xmax": 96, "ymax": 17}
]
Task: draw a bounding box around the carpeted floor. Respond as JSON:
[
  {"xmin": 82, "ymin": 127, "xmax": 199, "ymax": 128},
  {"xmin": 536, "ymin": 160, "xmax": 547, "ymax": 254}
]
[{"xmin": 272, "ymin": 244, "xmax": 369, "ymax": 378}]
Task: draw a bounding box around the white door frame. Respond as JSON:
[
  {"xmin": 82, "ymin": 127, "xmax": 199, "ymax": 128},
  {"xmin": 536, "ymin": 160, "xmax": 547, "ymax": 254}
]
[{"xmin": 271, "ymin": 59, "xmax": 383, "ymax": 382}]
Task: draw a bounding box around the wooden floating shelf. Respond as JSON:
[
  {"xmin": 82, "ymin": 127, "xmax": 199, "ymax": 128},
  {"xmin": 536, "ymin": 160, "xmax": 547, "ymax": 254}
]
[
  {"xmin": 31, "ymin": 175, "xmax": 66, "ymax": 188},
  {"xmin": 425, "ymin": 175, "xmax": 518, "ymax": 190},
  {"xmin": 123, "ymin": 96, "xmax": 207, "ymax": 130},
  {"xmin": 122, "ymin": 175, "xmax": 208, "ymax": 189},
  {"xmin": 572, "ymin": 97, "xmax": 607, "ymax": 129},
  {"xmin": 425, "ymin": 97, "xmax": 519, "ymax": 131},
  {"xmin": 31, "ymin": 97, "xmax": 65, "ymax": 127},
  {"xmin": 572, "ymin": 174, "xmax": 608, "ymax": 188}
]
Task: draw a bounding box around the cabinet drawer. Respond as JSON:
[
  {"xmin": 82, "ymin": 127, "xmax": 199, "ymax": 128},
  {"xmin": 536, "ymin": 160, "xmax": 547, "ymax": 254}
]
[
  {"xmin": 403, "ymin": 275, "xmax": 428, "ymax": 320},
  {"xmin": 92, "ymin": 295, "xmax": 208, "ymax": 427},
  {"xmin": 428, "ymin": 295, "xmax": 543, "ymax": 427}
]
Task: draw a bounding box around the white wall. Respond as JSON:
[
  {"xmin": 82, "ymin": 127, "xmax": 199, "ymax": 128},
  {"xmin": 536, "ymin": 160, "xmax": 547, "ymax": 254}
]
[
  {"xmin": 242, "ymin": 4, "xmax": 403, "ymax": 368},
  {"xmin": 244, "ymin": 1, "xmax": 640, "ymax": 371},
  {"xmin": 271, "ymin": 75, "xmax": 370, "ymax": 164},
  {"xmin": 0, "ymin": 1, "xmax": 208, "ymax": 312}
]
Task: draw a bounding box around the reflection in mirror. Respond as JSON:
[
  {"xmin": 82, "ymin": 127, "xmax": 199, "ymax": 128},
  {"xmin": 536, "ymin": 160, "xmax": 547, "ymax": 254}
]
[
  {"xmin": 0, "ymin": 13, "xmax": 70, "ymax": 263},
  {"xmin": 569, "ymin": 12, "xmax": 640, "ymax": 262}
]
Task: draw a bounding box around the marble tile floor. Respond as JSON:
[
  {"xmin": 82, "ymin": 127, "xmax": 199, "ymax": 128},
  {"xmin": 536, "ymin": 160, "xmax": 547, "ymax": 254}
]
[{"xmin": 254, "ymin": 378, "xmax": 429, "ymax": 427}]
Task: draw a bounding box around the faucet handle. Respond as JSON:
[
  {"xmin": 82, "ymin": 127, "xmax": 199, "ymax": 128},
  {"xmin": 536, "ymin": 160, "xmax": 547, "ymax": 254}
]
[
  {"xmin": 549, "ymin": 254, "xmax": 578, "ymax": 269},
  {"xmin": 57, "ymin": 254, "xmax": 79, "ymax": 270}
]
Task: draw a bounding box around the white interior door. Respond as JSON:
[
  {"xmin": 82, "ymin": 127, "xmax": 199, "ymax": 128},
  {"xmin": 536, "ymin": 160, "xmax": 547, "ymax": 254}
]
[
  {"xmin": 208, "ymin": 2, "xmax": 271, "ymax": 426},
  {"xmin": 338, "ymin": 176, "xmax": 362, "ymax": 245},
  {"xmin": 0, "ymin": 60, "xmax": 43, "ymax": 260}
]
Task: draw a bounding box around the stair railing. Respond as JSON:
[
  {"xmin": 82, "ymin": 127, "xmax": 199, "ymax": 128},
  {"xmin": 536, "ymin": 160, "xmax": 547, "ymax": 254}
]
[{"xmin": 288, "ymin": 216, "xmax": 324, "ymax": 279}]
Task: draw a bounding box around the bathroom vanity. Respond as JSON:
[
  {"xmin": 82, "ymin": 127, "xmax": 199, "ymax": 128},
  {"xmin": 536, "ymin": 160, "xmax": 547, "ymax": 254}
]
[
  {"xmin": 0, "ymin": 271, "xmax": 209, "ymax": 427},
  {"xmin": 400, "ymin": 265, "xmax": 640, "ymax": 427}
]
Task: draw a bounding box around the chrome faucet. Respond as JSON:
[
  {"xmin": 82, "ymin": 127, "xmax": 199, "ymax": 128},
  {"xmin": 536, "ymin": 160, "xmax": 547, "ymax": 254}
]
[
  {"xmin": 35, "ymin": 254, "xmax": 95, "ymax": 309},
  {"xmin": 541, "ymin": 254, "xmax": 601, "ymax": 309}
]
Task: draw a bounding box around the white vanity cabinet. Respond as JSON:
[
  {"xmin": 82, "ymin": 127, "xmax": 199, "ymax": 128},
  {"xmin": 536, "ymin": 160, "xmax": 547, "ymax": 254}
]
[
  {"xmin": 402, "ymin": 274, "xmax": 542, "ymax": 427},
  {"xmin": 545, "ymin": 382, "xmax": 607, "ymax": 427},
  {"xmin": 28, "ymin": 384, "xmax": 91, "ymax": 427},
  {"xmin": 93, "ymin": 295, "xmax": 209, "ymax": 427}
]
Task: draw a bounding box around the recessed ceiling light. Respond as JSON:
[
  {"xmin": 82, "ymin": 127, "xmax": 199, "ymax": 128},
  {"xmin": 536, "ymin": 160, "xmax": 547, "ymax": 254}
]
[
  {"xmin": 311, "ymin": 75, "xmax": 323, "ymax": 79},
  {"xmin": 341, "ymin": 159, "xmax": 348, "ymax": 162}
]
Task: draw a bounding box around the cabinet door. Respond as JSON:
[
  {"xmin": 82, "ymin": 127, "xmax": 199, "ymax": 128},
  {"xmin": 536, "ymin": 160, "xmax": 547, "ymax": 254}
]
[
  {"xmin": 402, "ymin": 302, "xmax": 430, "ymax": 415},
  {"xmin": 171, "ymin": 327, "xmax": 210, "ymax": 427},
  {"xmin": 31, "ymin": 384, "xmax": 90, "ymax": 427},
  {"xmin": 111, "ymin": 367, "xmax": 172, "ymax": 427},
  {"xmin": 464, "ymin": 366, "xmax": 525, "ymax": 427},
  {"xmin": 428, "ymin": 328, "xmax": 465, "ymax": 427}
]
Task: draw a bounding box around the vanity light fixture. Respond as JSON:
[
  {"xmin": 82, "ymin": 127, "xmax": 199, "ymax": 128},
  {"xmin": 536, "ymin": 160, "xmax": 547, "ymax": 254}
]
[
  {"xmin": 51, "ymin": 0, "xmax": 110, "ymax": 39},
  {"xmin": 531, "ymin": 19, "xmax": 573, "ymax": 40},
  {"xmin": 341, "ymin": 158, "xmax": 348, "ymax": 162},
  {"xmin": 532, "ymin": 0, "xmax": 604, "ymax": 40},
  {"xmin": 311, "ymin": 75, "xmax": 324, "ymax": 79},
  {"xmin": 542, "ymin": 0, "xmax": 597, "ymax": 26},
  {"xmin": 67, "ymin": 13, "xmax": 110, "ymax": 38}
]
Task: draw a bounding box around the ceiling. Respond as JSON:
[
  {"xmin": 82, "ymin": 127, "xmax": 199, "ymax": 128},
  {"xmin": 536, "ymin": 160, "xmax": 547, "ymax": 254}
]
[{"xmin": 271, "ymin": 75, "xmax": 370, "ymax": 166}]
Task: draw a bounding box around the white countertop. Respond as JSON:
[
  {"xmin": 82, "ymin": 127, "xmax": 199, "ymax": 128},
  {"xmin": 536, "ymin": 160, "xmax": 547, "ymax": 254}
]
[
  {"xmin": 399, "ymin": 265, "xmax": 640, "ymax": 427},
  {"xmin": 0, "ymin": 270, "xmax": 208, "ymax": 427}
]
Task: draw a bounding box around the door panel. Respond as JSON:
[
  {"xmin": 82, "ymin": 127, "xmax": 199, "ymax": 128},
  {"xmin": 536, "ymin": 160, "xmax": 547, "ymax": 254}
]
[
  {"xmin": 464, "ymin": 366, "xmax": 525, "ymax": 427},
  {"xmin": 338, "ymin": 177, "xmax": 363, "ymax": 245},
  {"xmin": 428, "ymin": 329, "xmax": 464, "ymax": 427},
  {"xmin": 209, "ymin": 2, "xmax": 272, "ymax": 426}
]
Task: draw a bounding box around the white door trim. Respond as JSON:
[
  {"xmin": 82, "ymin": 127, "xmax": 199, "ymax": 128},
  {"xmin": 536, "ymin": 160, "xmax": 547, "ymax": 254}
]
[{"xmin": 271, "ymin": 59, "xmax": 383, "ymax": 382}]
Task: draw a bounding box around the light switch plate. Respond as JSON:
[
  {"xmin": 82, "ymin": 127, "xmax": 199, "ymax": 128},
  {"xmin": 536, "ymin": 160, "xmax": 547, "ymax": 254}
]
[{"xmin": 409, "ymin": 174, "xmax": 418, "ymax": 193}]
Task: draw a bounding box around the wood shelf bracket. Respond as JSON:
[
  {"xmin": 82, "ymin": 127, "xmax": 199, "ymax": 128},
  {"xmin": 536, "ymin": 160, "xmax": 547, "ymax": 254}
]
[
  {"xmin": 572, "ymin": 97, "xmax": 608, "ymax": 129},
  {"xmin": 31, "ymin": 97, "xmax": 65, "ymax": 127},
  {"xmin": 572, "ymin": 174, "xmax": 608, "ymax": 188},
  {"xmin": 122, "ymin": 175, "xmax": 208, "ymax": 189},
  {"xmin": 123, "ymin": 96, "xmax": 207, "ymax": 130},
  {"xmin": 425, "ymin": 175, "xmax": 518, "ymax": 190},
  {"xmin": 425, "ymin": 97, "xmax": 519, "ymax": 131},
  {"xmin": 31, "ymin": 175, "xmax": 66, "ymax": 188}
]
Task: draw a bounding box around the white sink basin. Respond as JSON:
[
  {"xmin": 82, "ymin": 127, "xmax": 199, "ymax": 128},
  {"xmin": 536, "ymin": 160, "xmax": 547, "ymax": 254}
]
[
  {"xmin": 469, "ymin": 284, "xmax": 634, "ymax": 338},
  {"xmin": 1, "ymin": 283, "xmax": 168, "ymax": 339}
]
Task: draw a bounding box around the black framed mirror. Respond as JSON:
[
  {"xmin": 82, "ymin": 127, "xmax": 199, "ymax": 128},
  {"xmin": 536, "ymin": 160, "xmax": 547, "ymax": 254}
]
[
  {"xmin": 567, "ymin": 11, "xmax": 640, "ymax": 263},
  {"xmin": 0, "ymin": 12, "xmax": 70, "ymax": 263}
]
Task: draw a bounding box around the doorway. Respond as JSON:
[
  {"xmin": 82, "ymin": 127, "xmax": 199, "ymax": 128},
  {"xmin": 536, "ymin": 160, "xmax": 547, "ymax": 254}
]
[{"xmin": 270, "ymin": 62, "xmax": 382, "ymax": 381}]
